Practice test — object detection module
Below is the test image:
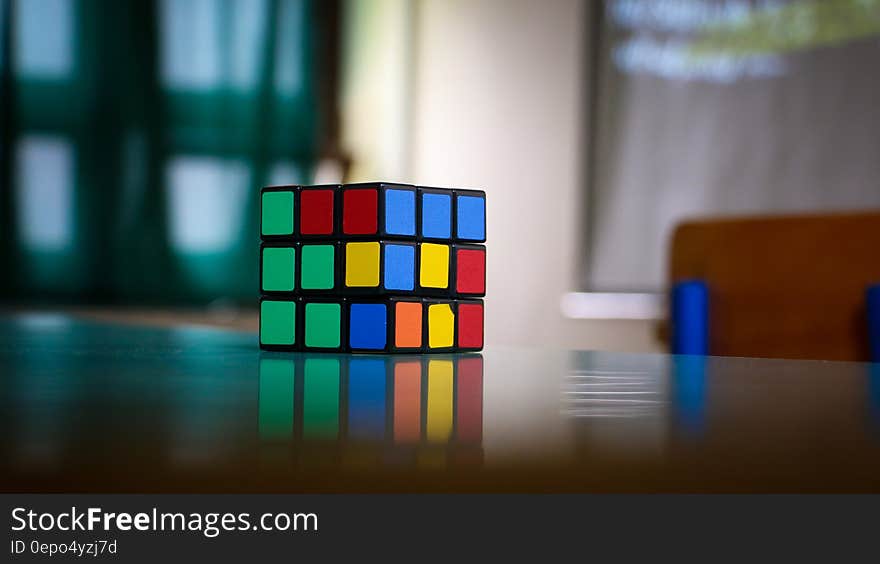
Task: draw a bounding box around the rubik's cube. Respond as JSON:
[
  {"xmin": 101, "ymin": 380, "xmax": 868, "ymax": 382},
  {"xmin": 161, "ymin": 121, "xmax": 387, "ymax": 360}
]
[{"xmin": 258, "ymin": 183, "xmax": 486, "ymax": 353}]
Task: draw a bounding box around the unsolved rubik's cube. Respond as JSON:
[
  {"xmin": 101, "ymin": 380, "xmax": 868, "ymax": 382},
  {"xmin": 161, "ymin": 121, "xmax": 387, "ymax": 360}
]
[{"xmin": 259, "ymin": 183, "xmax": 486, "ymax": 352}]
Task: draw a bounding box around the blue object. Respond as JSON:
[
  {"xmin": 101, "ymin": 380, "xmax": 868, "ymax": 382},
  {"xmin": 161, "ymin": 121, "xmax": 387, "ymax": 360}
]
[
  {"xmin": 384, "ymin": 244, "xmax": 415, "ymax": 291},
  {"xmin": 456, "ymin": 195, "xmax": 486, "ymax": 240},
  {"xmin": 384, "ymin": 189, "xmax": 416, "ymax": 236},
  {"xmin": 868, "ymin": 284, "xmax": 880, "ymax": 362},
  {"xmin": 421, "ymin": 193, "xmax": 451, "ymax": 239},
  {"xmin": 348, "ymin": 358, "xmax": 387, "ymax": 440},
  {"xmin": 349, "ymin": 303, "xmax": 387, "ymax": 350},
  {"xmin": 671, "ymin": 280, "xmax": 709, "ymax": 355}
]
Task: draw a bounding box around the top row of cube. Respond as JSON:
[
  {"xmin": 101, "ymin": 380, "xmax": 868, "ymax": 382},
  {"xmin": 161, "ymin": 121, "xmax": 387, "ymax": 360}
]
[{"xmin": 261, "ymin": 183, "xmax": 486, "ymax": 243}]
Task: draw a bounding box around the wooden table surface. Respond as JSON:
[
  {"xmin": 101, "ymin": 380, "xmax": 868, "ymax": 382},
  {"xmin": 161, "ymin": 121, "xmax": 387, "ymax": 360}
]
[{"xmin": 2, "ymin": 312, "xmax": 880, "ymax": 492}]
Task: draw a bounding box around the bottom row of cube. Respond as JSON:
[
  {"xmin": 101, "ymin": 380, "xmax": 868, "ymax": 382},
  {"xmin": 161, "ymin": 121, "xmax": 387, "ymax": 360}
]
[{"xmin": 260, "ymin": 297, "xmax": 484, "ymax": 353}]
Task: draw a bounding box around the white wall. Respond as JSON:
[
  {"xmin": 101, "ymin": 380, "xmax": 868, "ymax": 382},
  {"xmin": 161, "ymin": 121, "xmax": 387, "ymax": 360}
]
[
  {"xmin": 342, "ymin": 0, "xmax": 661, "ymax": 351},
  {"xmin": 409, "ymin": 0, "xmax": 658, "ymax": 350},
  {"xmin": 340, "ymin": 0, "xmax": 414, "ymax": 181}
]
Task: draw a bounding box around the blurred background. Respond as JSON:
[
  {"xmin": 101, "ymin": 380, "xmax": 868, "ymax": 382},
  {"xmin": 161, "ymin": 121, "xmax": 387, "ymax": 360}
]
[{"xmin": 1, "ymin": 0, "xmax": 879, "ymax": 356}]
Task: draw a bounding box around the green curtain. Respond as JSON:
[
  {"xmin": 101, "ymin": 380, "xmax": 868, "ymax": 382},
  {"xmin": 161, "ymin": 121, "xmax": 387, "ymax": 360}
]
[{"xmin": 0, "ymin": 0, "xmax": 320, "ymax": 305}]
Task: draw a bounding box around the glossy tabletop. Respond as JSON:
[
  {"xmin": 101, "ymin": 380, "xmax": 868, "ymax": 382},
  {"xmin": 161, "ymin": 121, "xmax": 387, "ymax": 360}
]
[{"xmin": 3, "ymin": 313, "xmax": 880, "ymax": 492}]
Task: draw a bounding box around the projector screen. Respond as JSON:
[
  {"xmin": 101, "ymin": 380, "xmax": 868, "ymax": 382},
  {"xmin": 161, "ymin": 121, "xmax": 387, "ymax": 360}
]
[{"xmin": 585, "ymin": 0, "xmax": 880, "ymax": 292}]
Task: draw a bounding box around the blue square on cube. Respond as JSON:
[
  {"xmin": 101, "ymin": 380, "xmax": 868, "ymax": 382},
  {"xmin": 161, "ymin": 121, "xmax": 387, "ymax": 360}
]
[
  {"xmin": 421, "ymin": 192, "xmax": 451, "ymax": 239},
  {"xmin": 384, "ymin": 189, "xmax": 416, "ymax": 236},
  {"xmin": 384, "ymin": 244, "xmax": 415, "ymax": 291},
  {"xmin": 349, "ymin": 303, "xmax": 387, "ymax": 350},
  {"xmin": 456, "ymin": 194, "xmax": 486, "ymax": 240}
]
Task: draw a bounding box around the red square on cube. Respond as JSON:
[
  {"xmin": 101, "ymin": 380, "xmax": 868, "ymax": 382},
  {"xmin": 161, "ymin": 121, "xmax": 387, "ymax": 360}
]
[
  {"xmin": 456, "ymin": 247, "xmax": 486, "ymax": 295},
  {"xmin": 342, "ymin": 188, "xmax": 378, "ymax": 235},
  {"xmin": 457, "ymin": 302, "xmax": 484, "ymax": 349},
  {"xmin": 300, "ymin": 189, "xmax": 335, "ymax": 235}
]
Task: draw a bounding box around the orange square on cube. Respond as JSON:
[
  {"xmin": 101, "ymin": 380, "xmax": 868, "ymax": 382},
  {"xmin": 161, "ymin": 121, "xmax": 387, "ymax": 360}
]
[{"xmin": 394, "ymin": 301, "xmax": 423, "ymax": 350}]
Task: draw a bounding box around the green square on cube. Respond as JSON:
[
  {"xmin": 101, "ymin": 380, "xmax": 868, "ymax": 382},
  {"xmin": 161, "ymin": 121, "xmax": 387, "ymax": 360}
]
[
  {"xmin": 305, "ymin": 303, "xmax": 341, "ymax": 348},
  {"xmin": 260, "ymin": 301, "xmax": 296, "ymax": 345},
  {"xmin": 262, "ymin": 191, "xmax": 295, "ymax": 236},
  {"xmin": 301, "ymin": 244, "xmax": 335, "ymax": 290},
  {"xmin": 262, "ymin": 247, "xmax": 296, "ymax": 292}
]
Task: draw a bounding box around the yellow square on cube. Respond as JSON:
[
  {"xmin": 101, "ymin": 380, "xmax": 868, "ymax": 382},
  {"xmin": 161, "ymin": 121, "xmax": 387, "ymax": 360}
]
[
  {"xmin": 420, "ymin": 243, "xmax": 450, "ymax": 289},
  {"xmin": 345, "ymin": 242, "xmax": 380, "ymax": 287},
  {"xmin": 428, "ymin": 303, "xmax": 455, "ymax": 348}
]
